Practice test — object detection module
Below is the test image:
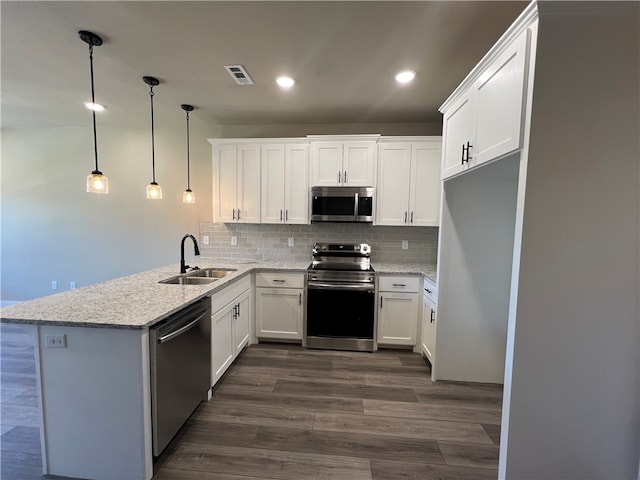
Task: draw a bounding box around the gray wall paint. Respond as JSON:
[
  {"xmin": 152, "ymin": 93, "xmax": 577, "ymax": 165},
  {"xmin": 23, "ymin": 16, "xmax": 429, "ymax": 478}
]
[
  {"xmin": 1, "ymin": 124, "xmax": 213, "ymax": 302},
  {"xmin": 200, "ymin": 222, "xmax": 438, "ymax": 264},
  {"xmin": 502, "ymin": 4, "xmax": 639, "ymax": 478},
  {"xmin": 218, "ymin": 122, "xmax": 441, "ymax": 138},
  {"xmin": 1, "ymin": 121, "xmax": 438, "ymax": 301}
]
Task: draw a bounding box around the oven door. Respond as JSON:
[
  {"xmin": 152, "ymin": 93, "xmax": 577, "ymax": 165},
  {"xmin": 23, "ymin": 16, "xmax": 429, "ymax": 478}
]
[{"xmin": 306, "ymin": 282, "xmax": 375, "ymax": 339}]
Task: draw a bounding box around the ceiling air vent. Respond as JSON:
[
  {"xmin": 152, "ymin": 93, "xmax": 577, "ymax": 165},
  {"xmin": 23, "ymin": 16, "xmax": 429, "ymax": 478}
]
[{"xmin": 224, "ymin": 65, "xmax": 254, "ymax": 85}]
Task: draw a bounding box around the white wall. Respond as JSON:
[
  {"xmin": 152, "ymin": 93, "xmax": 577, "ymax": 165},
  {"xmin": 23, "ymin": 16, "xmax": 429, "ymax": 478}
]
[
  {"xmin": 1, "ymin": 123, "xmax": 213, "ymax": 301},
  {"xmin": 501, "ymin": 4, "xmax": 640, "ymax": 478},
  {"xmin": 435, "ymin": 155, "xmax": 519, "ymax": 383}
]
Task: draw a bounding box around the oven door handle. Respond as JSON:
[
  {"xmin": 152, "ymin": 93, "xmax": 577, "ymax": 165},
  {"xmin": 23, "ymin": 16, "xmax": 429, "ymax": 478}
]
[{"xmin": 307, "ymin": 282, "xmax": 374, "ymax": 292}]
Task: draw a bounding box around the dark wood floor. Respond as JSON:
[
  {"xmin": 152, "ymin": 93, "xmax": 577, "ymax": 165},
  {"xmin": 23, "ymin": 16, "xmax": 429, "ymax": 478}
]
[{"xmin": 1, "ymin": 323, "xmax": 502, "ymax": 480}]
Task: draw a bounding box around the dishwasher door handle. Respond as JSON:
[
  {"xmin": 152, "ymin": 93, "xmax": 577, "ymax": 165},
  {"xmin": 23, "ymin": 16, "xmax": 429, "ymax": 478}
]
[{"xmin": 157, "ymin": 310, "xmax": 209, "ymax": 344}]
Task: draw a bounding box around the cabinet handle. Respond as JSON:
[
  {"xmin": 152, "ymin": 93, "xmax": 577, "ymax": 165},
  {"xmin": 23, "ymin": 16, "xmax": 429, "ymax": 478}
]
[
  {"xmin": 392, "ymin": 283, "xmax": 406, "ymax": 287},
  {"xmin": 232, "ymin": 209, "xmax": 236, "ymax": 220},
  {"xmin": 425, "ymin": 289, "xmax": 432, "ymax": 294},
  {"xmin": 237, "ymin": 302, "xmax": 240, "ymax": 317},
  {"xmin": 285, "ymin": 210, "xmax": 288, "ymax": 222},
  {"xmin": 273, "ymin": 279, "xmax": 286, "ymax": 283},
  {"xmin": 462, "ymin": 141, "xmax": 473, "ymax": 164},
  {"xmin": 232, "ymin": 304, "xmax": 237, "ymax": 319},
  {"xmin": 280, "ymin": 209, "xmax": 283, "ymax": 221},
  {"xmin": 404, "ymin": 211, "xmax": 408, "ymax": 223},
  {"xmin": 430, "ymin": 308, "xmax": 435, "ymax": 323},
  {"xmin": 237, "ymin": 210, "xmax": 241, "ymax": 221},
  {"xmin": 461, "ymin": 144, "xmax": 466, "ymax": 165},
  {"xmin": 299, "ymin": 293, "xmax": 302, "ymax": 305},
  {"xmin": 344, "ymin": 171, "xmax": 347, "ymax": 184},
  {"xmin": 338, "ymin": 171, "xmax": 341, "ymax": 184},
  {"xmin": 410, "ymin": 211, "xmax": 414, "ymax": 223},
  {"xmin": 380, "ymin": 296, "xmax": 383, "ymax": 308}
]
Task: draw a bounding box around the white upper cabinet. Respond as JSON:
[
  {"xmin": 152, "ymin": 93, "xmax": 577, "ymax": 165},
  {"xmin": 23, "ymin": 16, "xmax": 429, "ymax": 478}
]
[
  {"xmin": 261, "ymin": 142, "xmax": 309, "ymax": 224},
  {"xmin": 440, "ymin": 29, "xmax": 530, "ymax": 180},
  {"xmin": 309, "ymin": 135, "xmax": 379, "ymax": 186},
  {"xmin": 376, "ymin": 138, "xmax": 441, "ymax": 226},
  {"xmin": 211, "ymin": 142, "xmax": 261, "ymax": 223}
]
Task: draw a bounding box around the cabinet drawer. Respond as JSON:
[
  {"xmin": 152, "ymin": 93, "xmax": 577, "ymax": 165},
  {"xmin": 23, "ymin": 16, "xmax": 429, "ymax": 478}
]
[
  {"xmin": 423, "ymin": 278, "xmax": 438, "ymax": 306},
  {"xmin": 255, "ymin": 272, "xmax": 304, "ymax": 289},
  {"xmin": 378, "ymin": 276, "xmax": 419, "ymax": 293}
]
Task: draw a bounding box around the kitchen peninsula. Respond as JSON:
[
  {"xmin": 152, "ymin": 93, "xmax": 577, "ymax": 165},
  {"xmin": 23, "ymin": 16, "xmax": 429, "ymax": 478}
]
[{"xmin": 0, "ymin": 259, "xmax": 436, "ymax": 480}]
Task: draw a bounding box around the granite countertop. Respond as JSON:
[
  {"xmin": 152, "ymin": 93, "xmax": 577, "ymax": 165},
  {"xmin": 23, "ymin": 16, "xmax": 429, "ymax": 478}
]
[
  {"xmin": 0, "ymin": 259, "xmax": 435, "ymax": 329},
  {"xmin": 374, "ymin": 262, "xmax": 437, "ymax": 282}
]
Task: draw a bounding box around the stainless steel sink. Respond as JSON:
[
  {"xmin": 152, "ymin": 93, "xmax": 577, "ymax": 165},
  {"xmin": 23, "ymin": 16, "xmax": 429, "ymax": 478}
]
[
  {"xmin": 159, "ymin": 268, "xmax": 237, "ymax": 285},
  {"xmin": 159, "ymin": 275, "xmax": 218, "ymax": 285},
  {"xmin": 189, "ymin": 268, "xmax": 237, "ymax": 278}
]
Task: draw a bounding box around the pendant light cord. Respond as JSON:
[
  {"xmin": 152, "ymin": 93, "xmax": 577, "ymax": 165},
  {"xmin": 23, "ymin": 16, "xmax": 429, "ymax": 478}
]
[
  {"xmin": 186, "ymin": 110, "xmax": 191, "ymax": 190},
  {"xmin": 149, "ymin": 85, "xmax": 156, "ymax": 182},
  {"xmin": 89, "ymin": 44, "xmax": 99, "ymax": 173}
]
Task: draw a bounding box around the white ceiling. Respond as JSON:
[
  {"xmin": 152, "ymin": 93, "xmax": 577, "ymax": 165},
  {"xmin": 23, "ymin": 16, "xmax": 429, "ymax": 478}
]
[{"xmin": 1, "ymin": 1, "xmax": 528, "ymax": 129}]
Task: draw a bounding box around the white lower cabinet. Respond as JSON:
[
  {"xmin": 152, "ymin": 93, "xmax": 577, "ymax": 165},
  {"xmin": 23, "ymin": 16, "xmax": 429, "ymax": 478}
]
[
  {"xmin": 377, "ymin": 276, "xmax": 420, "ymax": 346},
  {"xmin": 211, "ymin": 276, "xmax": 252, "ymax": 386},
  {"xmin": 421, "ymin": 279, "xmax": 437, "ymax": 364},
  {"xmin": 255, "ymin": 272, "xmax": 304, "ymax": 340}
]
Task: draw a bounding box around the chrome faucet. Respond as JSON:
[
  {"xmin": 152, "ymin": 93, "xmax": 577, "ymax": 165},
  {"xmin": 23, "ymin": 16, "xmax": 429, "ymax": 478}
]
[{"xmin": 180, "ymin": 234, "xmax": 201, "ymax": 274}]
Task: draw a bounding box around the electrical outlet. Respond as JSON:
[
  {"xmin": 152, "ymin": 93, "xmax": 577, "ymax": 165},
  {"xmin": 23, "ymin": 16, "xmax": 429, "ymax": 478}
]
[
  {"xmin": 288, "ymin": 238, "xmax": 294, "ymax": 247},
  {"xmin": 202, "ymin": 235, "xmax": 209, "ymax": 245},
  {"xmin": 231, "ymin": 236, "xmax": 237, "ymax": 246},
  {"xmin": 51, "ymin": 281, "xmax": 58, "ymax": 290},
  {"xmin": 45, "ymin": 334, "xmax": 67, "ymax": 348},
  {"xmin": 70, "ymin": 281, "xmax": 76, "ymax": 290},
  {"xmin": 402, "ymin": 240, "xmax": 409, "ymax": 250}
]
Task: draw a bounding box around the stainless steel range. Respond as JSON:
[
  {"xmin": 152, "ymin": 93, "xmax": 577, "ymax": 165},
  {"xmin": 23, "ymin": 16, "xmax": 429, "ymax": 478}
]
[{"xmin": 305, "ymin": 243, "xmax": 376, "ymax": 352}]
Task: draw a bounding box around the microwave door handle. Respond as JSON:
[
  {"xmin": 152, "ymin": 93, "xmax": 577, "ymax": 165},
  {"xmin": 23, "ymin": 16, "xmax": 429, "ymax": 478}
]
[{"xmin": 354, "ymin": 192, "xmax": 359, "ymax": 220}]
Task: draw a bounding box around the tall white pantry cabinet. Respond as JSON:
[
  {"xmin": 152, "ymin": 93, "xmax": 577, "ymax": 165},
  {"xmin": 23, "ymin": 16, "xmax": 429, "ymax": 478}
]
[{"xmin": 436, "ymin": 2, "xmax": 639, "ymax": 479}]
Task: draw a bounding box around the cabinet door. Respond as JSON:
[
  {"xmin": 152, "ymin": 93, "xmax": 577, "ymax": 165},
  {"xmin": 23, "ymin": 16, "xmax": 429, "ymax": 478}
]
[
  {"xmin": 211, "ymin": 305, "xmax": 234, "ymax": 384},
  {"xmin": 421, "ymin": 296, "xmax": 436, "ymax": 363},
  {"xmin": 237, "ymin": 144, "xmax": 261, "ymax": 223},
  {"xmin": 256, "ymin": 287, "xmax": 303, "ymax": 340},
  {"xmin": 213, "ymin": 144, "xmax": 238, "ymax": 223},
  {"xmin": 441, "ymin": 90, "xmax": 474, "ymax": 180},
  {"xmin": 409, "ymin": 142, "xmax": 442, "ymax": 226},
  {"xmin": 343, "ymin": 141, "xmax": 376, "ymax": 186},
  {"xmin": 284, "ymin": 143, "xmax": 309, "ymax": 224},
  {"xmin": 233, "ymin": 291, "xmax": 251, "ymax": 355},
  {"xmin": 375, "ymin": 143, "xmax": 411, "ymax": 226},
  {"xmin": 474, "ymin": 30, "xmax": 528, "ymax": 166},
  {"xmin": 261, "ymin": 144, "xmax": 286, "ymax": 224},
  {"xmin": 377, "ymin": 292, "xmax": 419, "ymax": 345},
  {"xmin": 310, "ymin": 142, "xmax": 343, "ymax": 186}
]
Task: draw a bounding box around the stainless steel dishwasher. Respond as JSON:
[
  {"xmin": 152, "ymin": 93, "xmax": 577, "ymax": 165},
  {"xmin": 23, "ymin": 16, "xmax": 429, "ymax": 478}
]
[{"xmin": 150, "ymin": 297, "xmax": 211, "ymax": 456}]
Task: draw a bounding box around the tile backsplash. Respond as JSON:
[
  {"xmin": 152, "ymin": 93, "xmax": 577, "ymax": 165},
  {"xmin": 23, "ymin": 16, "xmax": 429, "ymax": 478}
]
[{"xmin": 199, "ymin": 222, "xmax": 438, "ymax": 264}]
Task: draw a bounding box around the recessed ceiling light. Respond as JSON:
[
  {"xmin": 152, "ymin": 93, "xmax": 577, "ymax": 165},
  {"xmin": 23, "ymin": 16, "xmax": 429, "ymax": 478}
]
[
  {"xmin": 276, "ymin": 75, "xmax": 295, "ymax": 89},
  {"xmin": 84, "ymin": 102, "xmax": 106, "ymax": 112},
  {"xmin": 395, "ymin": 70, "xmax": 416, "ymax": 84}
]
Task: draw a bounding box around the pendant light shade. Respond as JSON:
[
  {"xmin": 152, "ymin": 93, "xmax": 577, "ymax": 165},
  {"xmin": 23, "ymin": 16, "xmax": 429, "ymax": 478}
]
[
  {"xmin": 181, "ymin": 104, "xmax": 195, "ymax": 204},
  {"xmin": 144, "ymin": 76, "xmax": 162, "ymax": 199},
  {"xmin": 79, "ymin": 30, "xmax": 108, "ymax": 194}
]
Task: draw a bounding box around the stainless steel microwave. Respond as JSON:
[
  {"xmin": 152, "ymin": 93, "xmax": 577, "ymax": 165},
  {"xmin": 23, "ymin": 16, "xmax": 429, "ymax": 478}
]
[{"xmin": 310, "ymin": 186, "xmax": 375, "ymax": 223}]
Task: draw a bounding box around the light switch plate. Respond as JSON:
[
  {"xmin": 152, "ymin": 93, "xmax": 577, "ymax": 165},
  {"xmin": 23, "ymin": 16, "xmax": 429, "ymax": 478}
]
[
  {"xmin": 402, "ymin": 240, "xmax": 409, "ymax": 250},
  {"xmin": 288, "ymin": 238, "xmax": 294, "ymax": 247},
  {"xmin": 202, "ymin": 235, "xmax": 209, "ymax": 245},
  {"xmin": 231, "ymin": 236, "xmax": 237, "ymax": 246}
]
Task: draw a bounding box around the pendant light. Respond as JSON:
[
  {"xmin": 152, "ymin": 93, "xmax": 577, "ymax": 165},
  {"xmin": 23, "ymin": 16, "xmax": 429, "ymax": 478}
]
[
  {"xmin": 143, "ymin": 76, "xmax": 162, "ymax": 199},
  {"xmin": 181, "ymin": 104, "xmax": 195, "ymax": 204},
  {"xmin": 79, "ymin": 30, "xmax": 108, "ymax": 194}
]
